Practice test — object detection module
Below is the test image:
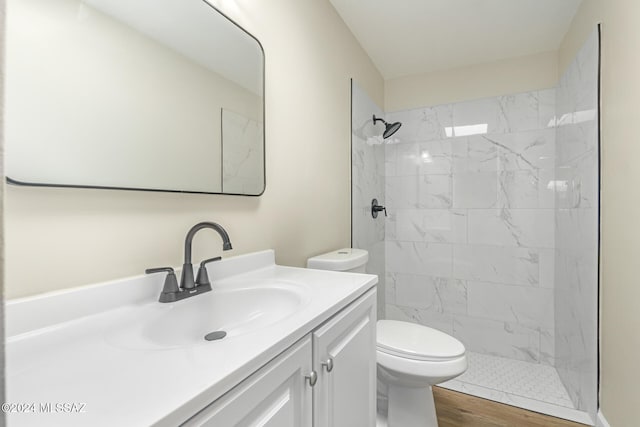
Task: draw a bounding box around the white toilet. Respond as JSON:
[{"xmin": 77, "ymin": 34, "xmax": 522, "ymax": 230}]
[{"xmin": 307, "ymin": 248, "xmax": 468, "ymax": 427}]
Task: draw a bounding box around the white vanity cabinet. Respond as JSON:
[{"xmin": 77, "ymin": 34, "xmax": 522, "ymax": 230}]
[
  {"xmin": 183, "ymin": 288, "xmax": 376, "ymax": 427},
  {"xmin": 313, "ymin": 288, "xmax": 377, "ymax": 427},
  {"xmin": 183, "ymin": 336, "xmax": 314, "ymax": 427}
]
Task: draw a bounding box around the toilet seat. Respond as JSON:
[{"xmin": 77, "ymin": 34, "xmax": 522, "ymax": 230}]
[
  {"xmin": 377, "ymin": 348, "xmax": 467, "ymax": 385},
  {"xmin": 377, "ymin": 320, "xmax": 465, "ymax": 362}
]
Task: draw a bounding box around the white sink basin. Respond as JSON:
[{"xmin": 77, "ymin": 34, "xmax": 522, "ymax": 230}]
[
  {"xmin": 6, "ymin": 250, "xmax": 378, "ymax": 427},
  {"xmin": 106, "ymin": 283, "xmax": 308, "ymax": 350}
]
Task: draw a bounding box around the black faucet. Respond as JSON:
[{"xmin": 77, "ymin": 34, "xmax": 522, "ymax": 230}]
[
  {"xmin": 145, "ymin": 221, "xmax": 233, "ymax": 303},
  {"xmin": 180, "ymin": 222, "xmax": 233, "ymax": 290}
]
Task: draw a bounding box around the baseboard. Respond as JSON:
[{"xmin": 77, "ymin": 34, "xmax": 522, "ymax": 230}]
[{"xmin": 596, "ymin": 410, "xmax": 611, "ymax": 427}]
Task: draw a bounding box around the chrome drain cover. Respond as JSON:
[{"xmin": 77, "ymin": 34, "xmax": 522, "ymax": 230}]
[{"xmin": 204, "ymin": 331, "xmax": 227, "ymax": 341}]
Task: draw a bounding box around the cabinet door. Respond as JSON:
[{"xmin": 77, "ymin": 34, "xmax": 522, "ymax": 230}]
[
  {"xmin": 313, "ymin": 289, "xmax": 377, "ymax": 427},
  {"xmin": 183, "ymin": 336, "xmax": 313, "ymax": 427}
]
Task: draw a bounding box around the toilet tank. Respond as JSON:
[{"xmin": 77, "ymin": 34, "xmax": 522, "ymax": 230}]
[{"xmin": 306, "ymin": 248, "xmax": 369, "ymax": 273}]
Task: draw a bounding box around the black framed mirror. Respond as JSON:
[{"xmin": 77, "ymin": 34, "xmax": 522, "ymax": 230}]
[{"xmin": 6, "ymin": 0, "xmax": 265, "ymax": 195}]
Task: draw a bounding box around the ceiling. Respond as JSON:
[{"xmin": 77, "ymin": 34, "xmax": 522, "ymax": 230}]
[{"xmin": 329, "ymin": 0, "xmax": 583, "ymax": 79}]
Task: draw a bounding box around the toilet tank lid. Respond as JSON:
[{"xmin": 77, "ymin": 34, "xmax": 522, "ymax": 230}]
[
  {"xmin": 306, "ymin": 248, "xmax": 368, "ymax": 271},
  {"xmin": 377, "ymin": 320, "xmax": 465, "ymax": 360}
]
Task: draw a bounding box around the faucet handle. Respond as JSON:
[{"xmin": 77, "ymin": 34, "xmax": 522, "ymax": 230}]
[
  {"xmin": 196, "ymin": 257, "xmax": 222, "ymax": 287},
  {"xmin": 145, "ymin": 267, "xmax": 180, "ymax": 301},
  {"xmin": 145, "ymin": 267, "xmax": 174, "ymax": 275}
]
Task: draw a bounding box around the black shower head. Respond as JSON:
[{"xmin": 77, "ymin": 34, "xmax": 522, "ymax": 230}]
[{"xmin": 373, "ymin": 114, "xmax": 402, "ymax": 139}]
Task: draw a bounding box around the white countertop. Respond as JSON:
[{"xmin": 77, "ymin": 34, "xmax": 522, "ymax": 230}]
[{"xmin": 5, "ymin": 250, "xmax": 377, "ymax": 426}]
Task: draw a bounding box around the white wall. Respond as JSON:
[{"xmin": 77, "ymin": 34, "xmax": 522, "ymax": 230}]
[
  {"xmin": 384, "ymin": 90, "xmax": 557, "ymax": 365},
  {"xmin": 560, "ymin": 0, "xmax": 640, "ymax": 424},
  {"xmin": 385, "ymin": 51, "xmax": 558, "ymax": 111},
  {"xmin": 4, "ymin": 0, "xmax": 384, "ymax": 298}
]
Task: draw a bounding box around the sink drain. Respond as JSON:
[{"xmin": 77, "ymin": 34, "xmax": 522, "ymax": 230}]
[{"xmin": 204, "ymin": 331, "xmax": 227, "ymax": 341}]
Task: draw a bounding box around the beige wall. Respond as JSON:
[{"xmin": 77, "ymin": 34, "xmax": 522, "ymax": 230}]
[
  {"xmin": 4, "ymin": 0, "xmax": 384, "ymax": 298},
  {"xmin": 561, "ymin": 0, "xmax": 640, "ymax": 424},
  {"xmin": 558, "ymin": 0, "xmax": 604, "ymax": 75},
  {"xmin": 385, "ymin": 51, "xmax": 558, "ymax": 111}
]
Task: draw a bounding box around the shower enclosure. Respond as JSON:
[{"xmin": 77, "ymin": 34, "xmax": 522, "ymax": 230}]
[{"xmin": 352, "ymin": 28, "xmax": 599, "ymax": 424}]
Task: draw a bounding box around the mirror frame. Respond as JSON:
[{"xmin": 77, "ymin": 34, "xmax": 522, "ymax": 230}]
[{"xmin": 6, "ymin": 0, "xmax": 266, "ymax": 196}]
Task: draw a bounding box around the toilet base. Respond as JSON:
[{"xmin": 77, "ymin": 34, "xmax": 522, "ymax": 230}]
[{"xmin": 387, "ymin": 384, "xmax": 438, "ymax": 427}]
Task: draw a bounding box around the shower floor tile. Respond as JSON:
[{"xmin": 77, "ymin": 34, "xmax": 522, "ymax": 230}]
[
  {"xmin": 449, "ymin": 352, "xmax": 573, "ymax": 406},
  {"xmin": 439, "ymin": 352, "xmax": 594, "ymax": 425}
]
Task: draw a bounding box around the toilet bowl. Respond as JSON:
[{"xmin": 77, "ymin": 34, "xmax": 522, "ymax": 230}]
[
  {"xmin": 377, "ymin": 320, "xmax": 467, "ymax": 427},
  {"xmin": 306, "ymin": 248, "xmax": 467, "ymax": 427}
]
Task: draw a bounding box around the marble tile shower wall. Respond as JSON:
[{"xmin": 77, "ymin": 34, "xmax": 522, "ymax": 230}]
[
  {"xmin": 554, "ymin": 29, "xmax": 599, "ymax": 416},
  {"xmin": 222, "ymin": 109, "xmax": 264, "ymax": 194},
  {"xmin": 351, "ymin": 82, "xmax": 386, "ymax": 319},
  {"xmin": 384, "ymin": 90, "xmax": 557, "ymax": 365}
]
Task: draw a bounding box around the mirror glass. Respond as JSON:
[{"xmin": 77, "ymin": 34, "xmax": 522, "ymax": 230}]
[{"xmin": 5, "ymin": 0, "xmax": 265, "ymax": 195}]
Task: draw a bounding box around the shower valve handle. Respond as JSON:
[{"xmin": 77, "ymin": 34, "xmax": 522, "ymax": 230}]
[
  {"xmin": 371, "ymin": 199, "xmax": 387, "ymax": 218},
  {"xmin": 375, "ymin": 206, "xmax": 387, "ymax": 216}
]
